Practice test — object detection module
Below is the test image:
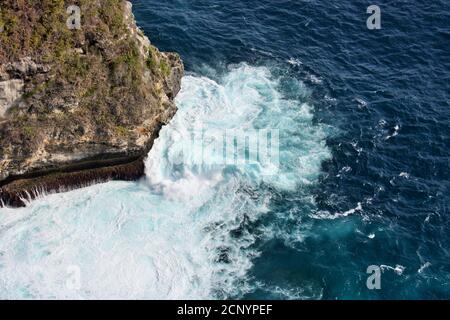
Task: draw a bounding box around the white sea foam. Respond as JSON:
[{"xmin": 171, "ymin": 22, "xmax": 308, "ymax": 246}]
[
  {"xmin": 287, "ymin": 58, "xmax": 302, "ymax": 66},
  {"xmin": 0, "ymin": 64, "xmax": 330, "ymax": 299},
  {"xmin": 311, "ymin": 202, "xmax": 363, "ymax": 220},
  {"xmin": 399, "ymin": 172, "xmax": 410, "ymax": 179},
  {"xmin": 418, "ymin": 262, "xmax": 431, "ymax": 274}
]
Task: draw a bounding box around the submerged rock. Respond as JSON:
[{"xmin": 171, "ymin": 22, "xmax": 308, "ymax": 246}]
[{"xmin": 0, "ymin": 1, "xmax": 184, "ymax": 207}]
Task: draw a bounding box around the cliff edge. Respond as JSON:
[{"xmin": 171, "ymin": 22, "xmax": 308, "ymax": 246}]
[{"xmin": 0, "ymin": 0, "xmax": 184, "ymax": 207}]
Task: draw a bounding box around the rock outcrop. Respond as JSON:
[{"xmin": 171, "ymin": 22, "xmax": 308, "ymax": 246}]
[{"xmin": 0, "ymin": 0, "xmax": 184, "ymax": 207}]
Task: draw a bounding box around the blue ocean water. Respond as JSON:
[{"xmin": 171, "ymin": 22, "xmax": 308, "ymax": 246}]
[{"xmin": 0, "ymin": 0, "xmax": 449, "ymax": 299}]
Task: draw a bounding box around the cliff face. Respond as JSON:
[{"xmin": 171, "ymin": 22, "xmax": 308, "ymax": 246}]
[{"xmin": 0, "ymin": 1, "xmax": 184, "ymax": 206}]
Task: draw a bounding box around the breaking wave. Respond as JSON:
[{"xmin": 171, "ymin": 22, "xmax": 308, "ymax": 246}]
[{"xmin": 0, "ymin": 64, "xmax": 330, "ymax": 299}]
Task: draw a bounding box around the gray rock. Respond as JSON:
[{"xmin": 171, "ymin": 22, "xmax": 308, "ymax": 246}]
[{"xmin": 0, "ymin": 0, "xmax": 184, "ymax": 206}]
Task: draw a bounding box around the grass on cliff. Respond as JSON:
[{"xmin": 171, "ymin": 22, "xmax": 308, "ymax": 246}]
[
  {"xmin": 0, "ymin": 0, "xmax": 157, "ymax": 129},
  {"xmin": 0, "ymin": 0, "xmax": 127, "ymax": 62}
]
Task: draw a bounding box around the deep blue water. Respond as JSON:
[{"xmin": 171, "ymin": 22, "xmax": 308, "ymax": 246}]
[
  {"xmin": 132, "ymin": 0, "xmax": 450, "ymax": 299},
  {"xmin": 0, "ymin": 1, "xmax": 448, "ymax": 300}
]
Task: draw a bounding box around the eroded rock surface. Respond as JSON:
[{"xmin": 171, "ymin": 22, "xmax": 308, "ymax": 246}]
[{"xmin": 0, "ymin": 1, "xmax": 184, "ymax": 206}]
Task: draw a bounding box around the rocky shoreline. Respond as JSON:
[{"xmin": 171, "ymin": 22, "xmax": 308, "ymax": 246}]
[{"xmin": 0, "ymin": 1, "xmax": 183, "ymax": 207}]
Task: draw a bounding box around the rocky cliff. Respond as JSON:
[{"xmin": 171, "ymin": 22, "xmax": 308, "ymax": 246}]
[{"xmin": 0, "ymin": 0, "xmax": 184, "ymax": 207}]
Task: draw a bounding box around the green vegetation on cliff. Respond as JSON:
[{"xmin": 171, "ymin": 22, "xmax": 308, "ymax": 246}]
[
  {"xmin": 0, "ymin": 0, "xmax": 175, "ymax": 122},
  {"xmin": 0, "ymin": 0, "xmax": 184, "ymax": 186}
]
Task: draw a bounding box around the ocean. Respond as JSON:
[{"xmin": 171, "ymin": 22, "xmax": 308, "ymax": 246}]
[{"xmin": 0, "ymin": 0, "xmax": 449, "ymax": 299}]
